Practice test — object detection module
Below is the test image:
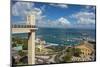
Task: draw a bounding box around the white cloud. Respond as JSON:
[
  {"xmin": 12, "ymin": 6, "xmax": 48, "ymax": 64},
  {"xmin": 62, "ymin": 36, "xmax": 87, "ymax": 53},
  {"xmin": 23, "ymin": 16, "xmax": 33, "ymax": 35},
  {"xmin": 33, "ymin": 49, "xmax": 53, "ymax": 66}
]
[
  {"xmin": 33, "ymin": 8, "xmax": 42, "ymax": 15},
  {"xmin": 71, "ymin": 11, "xmax": 95, "ymax": 25},
  {"xmin": 50, "ymin": 3, "xmax": 68, "ymax": 8},
  {"xmin": 36, "ymin": 17, "xmax": 71, "ymax": 28},
  {"xmin": 12, "ymin": 2, "xmax": 69, "ymax": 28},
  {"xmin": 32, "ymin": 8, "xmax": 45, "ymax": 20},
  {"xmin": 81, "ymin": 6, "xmax": 96, "ymax": 13},
  {"xmin": 85, "ymin": 6, "xmax": 96, "ymax": 10},
  {"xmin": 58, "ymin": 17, "xmax": 70, "ymax": 25},
  {"xmin": 12, "ymin": 2, "xmax": 34, "ymax": 16},
  {"xmin": 12, "ymin": 2, "xmax": 46, "ymax": 23},
  {"xmin": 40, "ymin": 5, "xmax": 46, "ymax": 12}
]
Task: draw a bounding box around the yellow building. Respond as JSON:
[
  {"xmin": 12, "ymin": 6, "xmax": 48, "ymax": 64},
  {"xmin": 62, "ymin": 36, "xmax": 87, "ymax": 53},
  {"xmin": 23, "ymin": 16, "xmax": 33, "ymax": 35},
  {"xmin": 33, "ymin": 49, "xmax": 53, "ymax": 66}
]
[{"xmin": 75, "ymin": 41, "xmax": 94, "ymax": 57}]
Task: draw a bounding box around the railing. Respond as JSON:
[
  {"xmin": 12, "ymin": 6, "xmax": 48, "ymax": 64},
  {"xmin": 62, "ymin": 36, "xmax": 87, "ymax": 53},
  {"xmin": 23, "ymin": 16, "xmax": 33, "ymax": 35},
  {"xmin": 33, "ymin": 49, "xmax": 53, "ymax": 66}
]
[{"xmin": 12, "ymin": 24, "xmax": 36, "ymax": 28}]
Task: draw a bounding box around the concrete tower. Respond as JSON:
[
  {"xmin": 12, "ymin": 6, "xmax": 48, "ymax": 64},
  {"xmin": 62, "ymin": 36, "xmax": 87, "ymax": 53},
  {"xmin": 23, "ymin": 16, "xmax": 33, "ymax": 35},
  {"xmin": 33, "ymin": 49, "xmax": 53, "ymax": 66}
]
[
  {"xmin": 12, "ymin": 11, "xmax": 37, "ymax": 64},
  {"xmin": 27, "ymin": 11, "xmax": 36, "ymax": 64},
  {"xmin": 27, "ymin": 11, "xmax": 36, "ymax": 25}
]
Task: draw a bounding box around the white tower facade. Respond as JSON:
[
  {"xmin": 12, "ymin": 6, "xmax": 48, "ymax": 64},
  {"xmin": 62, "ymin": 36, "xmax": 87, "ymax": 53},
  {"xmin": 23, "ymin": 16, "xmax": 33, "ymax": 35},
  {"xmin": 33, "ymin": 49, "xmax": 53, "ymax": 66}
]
[
  {"xmin": 12, "ymin": 11, "xmax": 37, "ymax": 64},
  {"xmin": 27, "ymin": 11, "xmax": 37, "ymax": 25},
  {"xmin": 27, "ymin": 11, "xmax": 36, "ymax": 64}
]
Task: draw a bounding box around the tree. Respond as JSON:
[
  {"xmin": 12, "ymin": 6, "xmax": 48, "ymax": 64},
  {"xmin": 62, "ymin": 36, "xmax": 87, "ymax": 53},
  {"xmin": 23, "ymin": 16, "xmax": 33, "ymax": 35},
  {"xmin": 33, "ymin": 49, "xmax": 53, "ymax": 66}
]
[
  {"xmin": 74, "ymin": 48, "xmax": 82, "ymax": 57},
  {"xmin": 12, "ymin": 37, "xmax": 28, "ymax": 50},
  {"xmin": 66, "ymin": 47, "xmax": 73, "ymax": 52},
  {"xmin": 22, "ymin": 39, "xmax": 28, "ymax": 50},
  {"xmin": 12, "ymin": 43, "xmax": 17, "ymax": 47},
  {"xmin": 66, "ymin": 47, "xmax": 82, "ymax": 57},
  {"xmin": 18, "ymin": 50, "xmax": 26, "ymax": 57},
  {"xmin": 63, "ymin": 53, "xmax": 72, "ymax": 62}
]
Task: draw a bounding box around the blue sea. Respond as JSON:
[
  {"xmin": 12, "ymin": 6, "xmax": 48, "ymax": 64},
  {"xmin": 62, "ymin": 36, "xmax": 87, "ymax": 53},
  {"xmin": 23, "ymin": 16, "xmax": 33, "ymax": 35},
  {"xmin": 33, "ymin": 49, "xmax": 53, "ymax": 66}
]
[{"xmin": 12, "ymin": 28, "xmax": 96, "ymax": 45}]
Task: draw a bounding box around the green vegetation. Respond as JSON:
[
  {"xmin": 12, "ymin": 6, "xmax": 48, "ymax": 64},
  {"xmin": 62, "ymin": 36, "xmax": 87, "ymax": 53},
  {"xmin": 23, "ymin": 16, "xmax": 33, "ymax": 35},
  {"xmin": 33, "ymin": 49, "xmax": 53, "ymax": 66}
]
[
  {"xmin": 47, "ymin": 45, "xmax": 65, "ymax": 52},
  {"xmin": 22, "ymin": 39, "xmax": 28, "ymax": 50},
  {"xmin": 63, "ymin": 53, "xmax": 72, "ymax": 62},
  {"xmin": 62, "ymin": 47, "xmax": 82, "ymax": 62},
  {"xmin": 12, "ymin": 43, "xmax": 17, "ymax": 47},
  {"xmin": 66, "ymin": 47, "xmax": 82, "ymax": 57},
  {"xmin": 66, "ymin": 47, "xmax": 73, "ymax": 52},
  {"xmin": 12, "ymin": 37, "xmax": 28, "ymax": 64},
  {"xmin": 74, "ymin": 48, "xmax": 82, "ymax": 57},
  {"xmin": 12, "ymin": 37, "xmax": 23, "ymax": 44},
  {"xmin": 12, "ymin": 37, "xmax": 28, "ymax": 50},
  {"xmin": 18, "ymin": 50, "xmax": 27, "ymax": 57},
  {"xmin": 35, "ymin": 48, "xmax": 40, "ymax": 52}
]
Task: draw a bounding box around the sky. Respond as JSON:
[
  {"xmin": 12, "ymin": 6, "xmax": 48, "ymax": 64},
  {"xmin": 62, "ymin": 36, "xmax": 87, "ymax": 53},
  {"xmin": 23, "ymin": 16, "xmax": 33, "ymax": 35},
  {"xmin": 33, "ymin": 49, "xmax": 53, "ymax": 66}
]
[{"xmin": 11, "ymin": 1, "xmax": 96, "ymax": 29}]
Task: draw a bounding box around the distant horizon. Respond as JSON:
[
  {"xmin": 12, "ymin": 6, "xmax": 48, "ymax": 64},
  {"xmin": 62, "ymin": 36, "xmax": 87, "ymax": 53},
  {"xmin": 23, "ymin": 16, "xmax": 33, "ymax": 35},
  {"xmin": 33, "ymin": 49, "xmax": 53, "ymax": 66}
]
[{"xmin": 36, "ymin": 26, "xmax": 95, "ymax": 30}]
